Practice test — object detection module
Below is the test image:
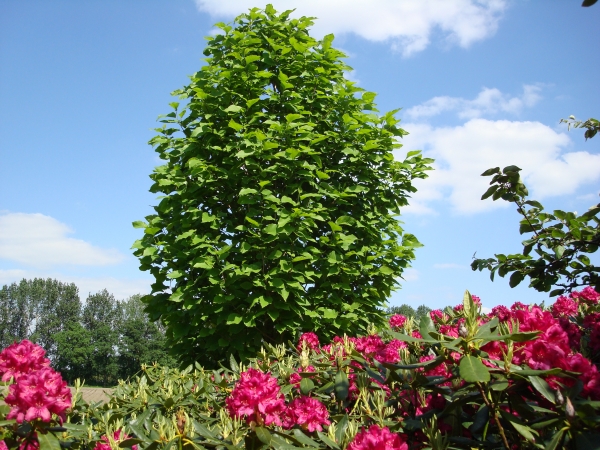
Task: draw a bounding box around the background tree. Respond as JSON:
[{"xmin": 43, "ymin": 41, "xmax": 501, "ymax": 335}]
[
  {"xmin": 118, "ymin": 294, "xmax": 175, "ymax": 379},
  {"xmin": 54, "ymin": 322, "xmax": 93, "ymax": 385},
  {"xmin": 81, "ymin": 289, "xmax": 120, "ymax": 386},
  {"xmin": 386, "ymin": 304, "xmax": 432, "ymax": 322},
  {"xmin": 133, "ymin": 5, "xmax": 432, "ymax": 367},
  {"xmin": 0, "ymin": 279, "xmax": 79, "ymax": 355}
]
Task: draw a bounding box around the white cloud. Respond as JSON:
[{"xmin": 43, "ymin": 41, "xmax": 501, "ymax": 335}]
[
  {"xmin": 399, "ymin": 119, "xmax": 600, "ymax": 214},
  {"xmin": 195, "ymin": 0, "xmax": 507, "ymax": 56},
  {"xmin": 405, "ymin": 84, "xmax": 543, "ymax": 120},
  {"xmin": 0, "ymin": 269, "xmax": 151, "ymax": 301},
  {"xmin": 0, "ymin": 213, "xmax": 124, "ymax": 268}
]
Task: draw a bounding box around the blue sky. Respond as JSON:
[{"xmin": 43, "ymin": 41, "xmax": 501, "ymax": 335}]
[{"xmin": 0, "ymin": 0, "xmax": 598, "ymax": 311}]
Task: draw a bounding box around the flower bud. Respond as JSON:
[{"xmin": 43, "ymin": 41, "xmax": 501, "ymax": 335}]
[
  {"xmin": 555, "ymin": 389, "xmax": 564, "ymax": 406},
  {"xmin": 459, "ymin": 324, "xmax": 468, "ymax": 338},
  {"xmin": 565, "ymin": 397, "xmax": 576, "ymax": 420}
]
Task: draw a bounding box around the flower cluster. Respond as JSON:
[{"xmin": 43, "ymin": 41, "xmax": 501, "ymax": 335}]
[
  {"xmin": 0, "ymin": 340, "xmax": 50, "ymax": 382},
  {"xmin": 347, "ymin": 425, "xmax": 408, "ymax": 450},
  {"xmin": 226, "ymin": 368, "xmax": 330, "ymax": 431},
  {"xmin": 0, "ymin": 340, "xmax": 71, "ymax": 424},
  {"xmin": 388, "ymin": 314, "xmax": 406, "ymax": 330},
  {"xmin": 225, "ymin": 368, "xmax": 286, "ymax": 426}
]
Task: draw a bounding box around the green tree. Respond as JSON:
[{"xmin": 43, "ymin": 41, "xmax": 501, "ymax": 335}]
[
  {"xmin": 0, "ymin": 278, "xmax": 80, "ymax": 357},
  {"xmin": 54, "ymin": 322, "xmax": 93, "ymax": 384},
  {"xmin": 118, "ymin": 295, "xmax": 175, "ymax": 379},
  {"xmin": 133, "ymin": 5, "xmax": 432, "ymax": 366},
  {"xmin": 387, "ymin": 304, "xmax": 432, "ymax": 322},
  {"xmin": 81, "ymin": 290, "xmax": 120, "ymax": 386}
]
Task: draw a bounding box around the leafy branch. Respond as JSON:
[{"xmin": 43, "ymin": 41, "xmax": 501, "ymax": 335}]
[{"xmin": 471, "ymin": 165, "xmax": 600, "ymax": 296}]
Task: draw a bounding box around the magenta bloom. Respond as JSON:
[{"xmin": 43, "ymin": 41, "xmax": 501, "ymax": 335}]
[
  {"xmin": 226, "ymin": 368, "xmax": 286, "ymax": 426},
  {"xmin": 571, "ymin": 287, "xmax": 600, "ymax": 305},
  {"xmin": 551, "ymin": 296, "xmax": 578, "ymax": 317},
  {"xmin": 93, "ymin": 431, "xmax": 138, "ymax": 450},
  {"xmin": 490, "ymin": 305, "xmax": 512, "ymax": 322},
  {"xmin": 0, "ymin": 340, "xmax": 50, "ymax": 382},
  {"xmin": 0, "ymin": 441, "xmax": 8, "ymax": 450},
  {"xmin": 5, "ymin": 366, "xmax": 71, "ymax": 423},
  {"xmin": 388, "ymin": 314, "xmax": 406, "ymax": 330},
  {"xmin": 297, "ymin": 332, "xmax": 320, "ymax": 352},
  {"xmin": 347, "ymin": 425, "xmax": 408, "ymax": 450},
  {"xmin": 286, "ymin": 396, "xmax": 330, "ymax": 432}
]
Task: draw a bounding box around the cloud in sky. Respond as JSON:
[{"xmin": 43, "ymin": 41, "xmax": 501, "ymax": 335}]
[
  {"xmin": 405, "ymin": 84, "xmax": 544, "ymax": 120},
  {"xmin": 0, "ymin": 213, "xmax": 124, "ymax": 268},
  {"xmin": 195, "ymin": 0, "xmax": 507, "ymax": 56},
  {"xmin": 399, "ymin": 119, "xmax": 600, "ymax": 215}
]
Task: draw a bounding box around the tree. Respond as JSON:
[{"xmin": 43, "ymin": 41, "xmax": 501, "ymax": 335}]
[
  {"xmin": 386, "ymin": 304, "xmax": 432, "ymax": 322},
  {"xmin": 81, "ymin": 289, "xmax": 120, "ymax": 386},
  {"xmin": 118, "ymin": 295, "xmax": 175, "ymax": 379},
  {"xmin": 133, "ymin": 5, "xmax": 432, "ymax": 366},
  {"xmin": 54, "ymin": 322, "xmax": 93, "ymax": 385},
  {"xmin": 0, "ymin": 278, "xmax": 80, "ymax": 357}
]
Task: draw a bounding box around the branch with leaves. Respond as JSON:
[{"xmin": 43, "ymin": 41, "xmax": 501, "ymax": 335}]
[{"xmin": 471, "ymin": 165, "xmax": 600, "ymax": 296}]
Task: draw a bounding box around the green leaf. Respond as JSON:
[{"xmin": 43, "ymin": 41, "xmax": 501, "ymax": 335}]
[
  {"xmin": 255, "ymin": 427, "xmax": 272, "ymax": 445},
  {"xmin": 334, "ymin": 370, "xmax": 349, "ymax": 400},
  {"xmin": 228, "ymin": 119, "xmax": 243, "ymax": 131},
  {"xmin": 38, "ymin": 432, "xmax": 62, "ymax": 450},
  {"xmin": 459, "ymin": 355, "xmax": 490, "ymax": 383},
  {"xmin": 481, "ymin": 167, "xmax": 500, "ymax": 176},
  {"xmin": 509, "ymin": 271, "xmax": 525, "ymax": 288},
  {"xmin": 529, "ymin": 376, "xmax": 555, "ymax": 404},
  {"xmin": 300, "ymin": 377, "xmax": 314, "ymax": 395},
  {"xmin": 292, "ymin": 429, "xmax": 321, "ymax": 448},
  {"xmin": 224, "ymin": 105, "xmax": 243, "ymax": 113},
  {"xmin": 264, "ymin": 224, "xmax": 277, "ymax": 235},
  {"xmin": 322, "ymin": 33, "xmax": 334, "ymax": 50},
  {"xmin": 132, "ymin": 221, "xmax": 147, "ymax": 229},
  {"xmin": 545, "ymin": 429, "xmax": 565, "ymax": 450}
]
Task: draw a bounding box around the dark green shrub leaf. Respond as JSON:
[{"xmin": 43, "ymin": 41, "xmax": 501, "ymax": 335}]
[{"xmin": 459, "ymin": 355, "xmax": 490, "ymax": 383}]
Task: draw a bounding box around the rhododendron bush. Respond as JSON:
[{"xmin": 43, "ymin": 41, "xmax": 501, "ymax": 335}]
[{"xmin": 2, "ymin": 289, "xmax": 600, "ymax": 450}]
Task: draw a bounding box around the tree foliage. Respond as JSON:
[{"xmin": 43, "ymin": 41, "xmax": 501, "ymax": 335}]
[
  {"xmin": 471, "ymin": 164, "xmax": 600, "ymax": 296},
  {"xmin": 1, "ymin": 279, "xmax": 173, "ymax": 386},
  {"xmin": 133, "ymin": 5, "xmax": 432, "ymax": 366}
]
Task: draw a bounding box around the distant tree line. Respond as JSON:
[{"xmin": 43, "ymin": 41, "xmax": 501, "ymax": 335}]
[
  {"xmin": 0, "ymin": 278, "xmax": 175, "ymax": 386},
  {"xmin": 386, "ymin": 303, "xmax": 432, "ymax": 323}
]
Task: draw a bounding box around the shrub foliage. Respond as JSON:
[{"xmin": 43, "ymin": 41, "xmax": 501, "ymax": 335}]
[{"xmin": 133, "ymin": 5, "xmax": 432, "ymax": 366}]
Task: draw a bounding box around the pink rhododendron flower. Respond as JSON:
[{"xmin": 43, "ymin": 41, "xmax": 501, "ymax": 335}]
[
  {"xmin": 4, "ymin": 366, "xmax": 72, "ymax": 423},
  {"xmin": 388, "ymin": 314, "xmax": 407, "ymax": 330},
  {"xmin": 226, "ymin": 368, "xmax": 286, "ymax": 426},
  {"xmin": 347, "ymin": 425, "xmax": 408, "ymax": 450},
  {"xmin": 0, "ymin": 441, "xmax": 8, "ymax": 450},
  {"xmin": 429, "ymin": 310, "xmax": 447, "ymax": 323},
  {"xmin": 297, "ymin": 332, "xmax": 320, "ymax": 352},
  {"xmin": 551, "ymin": 296, "xmax": 578, "ymax": 317},
  {"xmin": 0, "ymin": 340, "xmax": 50, "ymax": 382},
  {"xmin": 571, "ymin": 287, "xmax": 600, "ymax": 304},
  {"xmin": 285, "ymin": 396, "xmax": 330, "ymax": 432},
  {"xmin": 490, "ymin": 305, "xmax": 512, "ymax": 322},
  {"xmin": 439, "ymin": 324, "xmax": 459, "ymax": 338},
  {"xmin": 375, "ymin": 339, "xmax": 405, "ymax": 364},
  {"xmin": 93, "ymin": 430, "xmax": 138, "ymax": 450}
]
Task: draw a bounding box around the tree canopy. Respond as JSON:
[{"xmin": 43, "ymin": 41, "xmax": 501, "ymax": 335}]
[{"xmin": 133, "ymin": 5, "xmax": 432, "ymax": 366}]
